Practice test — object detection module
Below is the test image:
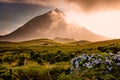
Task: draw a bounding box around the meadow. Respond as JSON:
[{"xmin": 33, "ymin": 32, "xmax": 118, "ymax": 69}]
[{"xmin": 0, "ymin": 39, "xmax": 120, "ymax": 80}]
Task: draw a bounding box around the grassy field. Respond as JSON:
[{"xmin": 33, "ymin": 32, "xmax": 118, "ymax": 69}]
[{"xmin": 0, "ymin": 39, "xmax": 120, "ymax": 80}]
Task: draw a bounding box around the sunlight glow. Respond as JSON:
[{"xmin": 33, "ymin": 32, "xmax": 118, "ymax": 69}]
[{"xmin": 65, "ymin": 10, "xmax": 120, "ymax": 38}]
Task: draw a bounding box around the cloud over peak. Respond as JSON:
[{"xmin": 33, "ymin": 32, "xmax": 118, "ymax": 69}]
[
  {"xmin": 67, "ymin": 0, "xmax": 120, "ymax": 12},
  {"xmin": 1, "ymin": 0, "xmax": 120, "ymax": 12}
]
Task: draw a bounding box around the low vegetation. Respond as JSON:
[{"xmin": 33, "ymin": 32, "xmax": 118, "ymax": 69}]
[{"xmin": 0, "ymin": 39, "xmax": 120, "ymax": 80}]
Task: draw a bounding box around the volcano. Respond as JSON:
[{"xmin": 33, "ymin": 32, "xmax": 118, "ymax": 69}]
[{"xmin": 0, "ymin": 9, "xmax": 108, "ymax": 42}]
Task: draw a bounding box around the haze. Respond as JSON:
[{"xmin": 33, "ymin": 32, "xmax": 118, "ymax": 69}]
[
  {"xmin": 65, "ymin": 10, "xmax": 120, "ymax": 38},
  {"xmin": 0, "ymin": 0, "xmax": 120, "ymax": 39}
]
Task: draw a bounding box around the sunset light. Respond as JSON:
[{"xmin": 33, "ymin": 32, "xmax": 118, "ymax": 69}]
[{"xmin": 65, "ymin": 10, "xmax": 120, "ymax": 38}]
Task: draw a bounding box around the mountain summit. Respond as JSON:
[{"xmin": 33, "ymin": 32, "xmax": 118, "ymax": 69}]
[
  {"xmin": 46, "ymin": 9, "xmax": 65, "ymax": 16},
  {"xmin": 0, "ymin": 9, "xmax": 108, "ymax": 42}
]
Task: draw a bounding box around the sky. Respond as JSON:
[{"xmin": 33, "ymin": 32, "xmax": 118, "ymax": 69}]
[{"xmin": 0, "ymin": 0, "xmax": 120, "ymax": 38}]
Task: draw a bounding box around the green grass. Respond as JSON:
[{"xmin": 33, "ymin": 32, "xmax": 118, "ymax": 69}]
[
  {"xmin": 68, "ymin": 40, "xmax": 91, "ymax": 45},
  {"xmin": 0, "ymin": 38, "xmax": 63, "ymax": 47},
  {"xmin": 0, "ymin": 39, "xmax": 120, "ymax": 80}
]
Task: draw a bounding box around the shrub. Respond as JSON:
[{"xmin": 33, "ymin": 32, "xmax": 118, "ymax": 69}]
[
  {"xmin": 58, "ymin": 72, "xmax": 73, "ymax": 80},
  {"xmin": 37, "ymin": 58, "xmax": 44, "ymax": 65},
  {"xmin": 0, "ymin": 58, "xmax": 2, "ymax": 64},
  {"xmin": 18, "ymin": 56, "xmax": 26, "ymax": 66},
  {"xmin": 4, "ymin": 56, "xmax": 14, "ymax": 64}
]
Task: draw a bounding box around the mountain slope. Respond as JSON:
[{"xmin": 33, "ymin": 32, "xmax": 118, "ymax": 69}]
[{"xmin": 0, "ymin": 9, "xmax": 108, "ymax": 42}]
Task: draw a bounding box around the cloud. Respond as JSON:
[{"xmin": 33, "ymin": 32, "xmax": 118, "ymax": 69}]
[
  {"xmin": 0, "ymin": 2, "xmax": 54, "ymax": 35},
  {"xmin": 0, "ymin": 0, "xmax": 57, "ymax": 6},
  {"xmin": 1, "ymin": 0, "xmax": 120, "ymax": 13},
  {"xmin": 0, "ymin": 0, "xmax": 74, "ymax": 10},
  {"xmin": 67, "ymin": 0, "xmax": 120, "ymax": 12}
]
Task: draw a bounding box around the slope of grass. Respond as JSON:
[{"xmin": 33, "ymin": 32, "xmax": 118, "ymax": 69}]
[
  {"xmin": 53, "ymin": 37, "xmax": 75, "ymax": 43},
  {"xmin": 68, "ymin": 40, "xmax": 91, "ymax": 45},
  {"xmin": 19, "ymin": 38, "xmax": 62, "ymax": 46},
  {"xmin": 0, "ymin": 38, "xmax": 62, "ymax": 47},
  {"xmin": 0, "ymin": 39, "xmax": 120, "ymax": 80}
]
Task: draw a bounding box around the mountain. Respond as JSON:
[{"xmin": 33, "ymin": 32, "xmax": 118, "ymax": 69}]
[{"xmin": 0, "ymin": 9, "xmax": 108, "ymax": 42}]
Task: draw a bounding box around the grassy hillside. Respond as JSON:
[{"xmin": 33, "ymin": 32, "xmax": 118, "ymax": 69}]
[
  {"xmin": 53, "ymin": 37, "xmax": 75, "ymax": 43},
  {"xmin": 0, "ymin": 39, "xmax": 120, "ymax": 80},
  {"xmin": 68, "ymin": 40, "xmax": 91, "ymax": 45},
  {"xmin": 0, "ymin": 38, "xmax": 62, "ymax": 47},
  {"xmin": 1, "ymin": 38, "xmax": 120, "ymax": 47}
]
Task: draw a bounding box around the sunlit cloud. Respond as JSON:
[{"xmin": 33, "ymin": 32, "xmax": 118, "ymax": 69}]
[
  {"xmin": 67, "ymin": 0, "xmax": 120, "ymax": 13},
  {"xmin": 1, "ymin": 0, "xmax": 120, "ymax": 12}
]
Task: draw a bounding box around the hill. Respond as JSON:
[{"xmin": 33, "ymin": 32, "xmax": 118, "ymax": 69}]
[
  {"xmin": 53, "ymin": 37, "xmax": 75, "ymax": 43},
  {"xmin": 81, "ymin": 39, "xmax": 120, "ymax": 48},
  {"xmin": 0, "ymin": 39, "xmax": 62, "ymax": 47},
  {"xmin": 68, "ymin": 40, "xmax": 91, "ymax": 45},
  {"xmin": 0, "ymin": 38, "xmax": 120, "ymax": 49}
]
